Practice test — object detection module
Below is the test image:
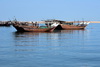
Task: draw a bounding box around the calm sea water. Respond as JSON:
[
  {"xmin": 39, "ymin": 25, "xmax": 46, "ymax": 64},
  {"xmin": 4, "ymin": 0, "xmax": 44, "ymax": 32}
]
[{"xmin": 0, "ymin": 23, "xmax": 100, "ymax": 67}]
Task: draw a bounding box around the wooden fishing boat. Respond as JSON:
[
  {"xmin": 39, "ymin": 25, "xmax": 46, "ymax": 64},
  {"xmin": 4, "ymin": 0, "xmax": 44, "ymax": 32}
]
[
  {"xmin": 13, "ymin": 22, "xmax": 59, "ymax": 32},
  {"xmin": 60, "ymin": 24, "xmax": 86, "ymax": 30},
  {"xmin": 44, "ymin": 19, "xmax": 90, "ymax": 30},
  {"xmin": 0, "ymin": 21, "xmax": 11, "ymax": 26},
  {"xmin": 56, "ymin": 22, "xmax": 90, "ymax": 30}
]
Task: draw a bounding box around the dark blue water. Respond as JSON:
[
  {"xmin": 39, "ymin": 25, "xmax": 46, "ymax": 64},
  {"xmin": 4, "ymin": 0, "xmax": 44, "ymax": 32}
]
[{"xmin": 0, "ymin": 23, "xmax": 100, "ymax": 67}]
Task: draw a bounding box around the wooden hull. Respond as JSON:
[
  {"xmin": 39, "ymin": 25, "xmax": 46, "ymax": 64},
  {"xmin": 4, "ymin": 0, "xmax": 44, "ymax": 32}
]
[
  {"xmin": 60, "ymin": 24, "xmax": 86, "ymax": 30},
  {"xmin": 23, "ymin": 27, "xmax": 56, "ymax": 32},
  {"xmin": 0, "ymin": 24, "xmax": 11, "ymax": 26},
  {"xmin": 13, "ymin": 24, "xmax": 38, "ymax": 32},
  {"xmin": 13, "ymin": 24, "xmax": 56, "ymax": 32}
]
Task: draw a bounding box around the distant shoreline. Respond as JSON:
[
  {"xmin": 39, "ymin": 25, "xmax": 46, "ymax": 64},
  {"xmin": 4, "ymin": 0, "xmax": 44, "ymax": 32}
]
[
  {"xmin": 89, "ymin": 21, "xmax": 100, "ymax": 23},
  {"xmin": 0, "ymin": 21, "xmax": 100, "ymax": 23},
  {"xmin": 64, "ymin": 21, "xmax": 100, "ymax": 23},
  {"xmin": 66, "ymin": 21, "xmax": 100, "ymax": 23}
]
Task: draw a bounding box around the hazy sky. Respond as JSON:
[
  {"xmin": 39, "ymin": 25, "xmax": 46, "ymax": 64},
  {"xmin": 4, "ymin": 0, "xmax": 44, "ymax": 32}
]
[{"xmin": 0, "ymin": 0, "xmax": 100, "ymax": 21}]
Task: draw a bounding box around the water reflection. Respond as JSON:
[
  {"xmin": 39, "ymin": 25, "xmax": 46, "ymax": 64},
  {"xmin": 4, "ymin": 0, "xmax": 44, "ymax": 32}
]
[
  {"xmin": 12, "ymin": 30, "xmax": 88, "ymax": 52},
  {"xmin": 12, "ymin": 29, "xmax": 94, "ymax": 67},
  {"xmin": 13, "ymin": 30, "xmax": 87, "ymax": 42}
]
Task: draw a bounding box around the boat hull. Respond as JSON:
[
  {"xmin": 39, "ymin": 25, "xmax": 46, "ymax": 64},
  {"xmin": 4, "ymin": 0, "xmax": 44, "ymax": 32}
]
[
  {"xmin": 13, "ymin": 24, "xmax": 38, "ymax": 32},
  {"xmin": 13, "ymin": 24, "xmax": 56, "ymax": 32},
  {"xmin": 0, "ymin": 24, "xmax": 11, "ymax": 26},
  {"xmin": 23, "ymin": 27, "xmax": 56, "ymax": 32},
  {"xmin": 60, "ymin": 24, "xmax": 86, "ymax": 30}
]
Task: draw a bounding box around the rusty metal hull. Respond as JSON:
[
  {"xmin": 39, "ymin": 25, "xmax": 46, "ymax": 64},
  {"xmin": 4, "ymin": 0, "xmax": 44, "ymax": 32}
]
[{"xmin": 60, "ymin": 24, "xmax": 86, "ymax": 30}]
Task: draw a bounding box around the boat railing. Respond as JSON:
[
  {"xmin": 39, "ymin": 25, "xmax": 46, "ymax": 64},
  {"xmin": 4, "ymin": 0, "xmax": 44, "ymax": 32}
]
[{"xmin": 78, "ymin": 22, "xmax": 90, "ymax": 26}]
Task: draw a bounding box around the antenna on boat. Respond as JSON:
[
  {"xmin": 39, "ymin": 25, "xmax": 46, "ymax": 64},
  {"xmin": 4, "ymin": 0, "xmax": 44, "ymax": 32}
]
[
  {"xmin": 8, "ymin": 18, "xmax": 11, "ymax": 22},
  {"xmin": 13, "ymin": 16, "xmax": 17, "ymax": 22}
]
